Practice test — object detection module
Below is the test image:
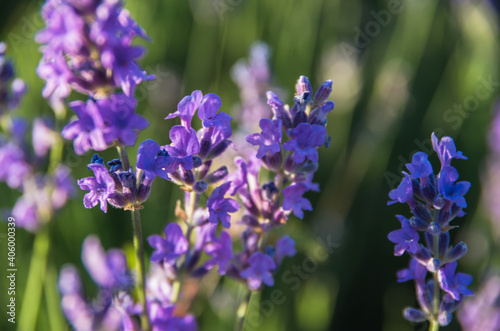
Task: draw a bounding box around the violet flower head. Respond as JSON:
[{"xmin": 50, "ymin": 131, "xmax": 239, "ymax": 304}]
[
  {"xmin": 165, "ymin": 90, "xmax": 203, "ymax": 129},
  {"xmin": 164, "ymin": 125, "xmax": 200, "ymax": 170},
  {"xmin": 437, "ymin": 261, "xmax": 474, "ymax": 301},
  {"xmin": 0, "ymin": 143, "xmax": 30, "ymax": 189},
  {"xmin": 283, "ymin": 123, "xmax": 326, "ymax": 163},
  {"xmin": 148, "ymin": 223, "xmax": 189, "ymax": 264},
  {"xmin": 406, "ymin": 152, "xmax": 433, "ymax": 179},
  {"xmin": 282, "ymin": 183, "xmax": 312, "ymax": 219},
  {"xmin": 204, "ymin": 231, "xmax": 233, "ymax": 275},
  {"xmin": 198, "ymin": 93, "xmax": 232, "ymax": 139},
  {"xmin": 388, "ymin": 215, "xmax": 420, "ymax": 256},
  {"xmin": 136, "ymin": 139, "xmax": 173, "ymax": 180},
  {"xmin": 81, "ymin": 235, "xmax": 132, "ymax": 290},
  {"xmin": 240, "ymin": 252, "xmax": 276, "ymax": 290},
  {"xmin": 246, "ymin": 118, "xmax": 282, "ymax": 158},
  {"xmin": 388, "ymin": 132, "xmax": 472, "ymax": 327},
  {"xmin": 77, "ymin": 163, "xmax": 115, "ymax": 212},
  {"xmin": 387, "ymin": 172, "xmax": 413, "ymax": 206},
  {"xmin": 438, "ymin": 166, "xmax": 471, "ymax": 208},
  {"xmin": 206, "ymin": 182, "xmax": 240, "ymax": 228},
  {"xmin": 61, "ymin": 99, "xmax": 107, "ymax": 155},
  {"xmin": 432, "ymin": 133, "xmax": 467, "ymax": 168},
  {"xmin": 97, "ymin": 94, "xmax": 149, "ymax": 147}
]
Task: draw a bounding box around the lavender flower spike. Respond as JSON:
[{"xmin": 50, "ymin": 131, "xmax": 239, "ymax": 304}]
[{"xmin": 388, "ymin": 132, "xmax": 472, "ymax": 327}]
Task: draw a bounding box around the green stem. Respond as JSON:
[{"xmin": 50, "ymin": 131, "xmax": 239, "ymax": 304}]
[
  {"xmin": 235, "ymin": 289, "xmax": 252, "ymax": 331},
  {"xmin": 44, "ymin": 264, "xmax": 66, "ymax": 331},
  {"xmin": 131, "ymin": 209, "xmax": 150, "ymax": 331},
  {"xmin": 18, "ymin": 226, "xmax": 50, "ymax": 331},
  {"xmin": 429, "ymin": 319, "xmax": 439, "ymax": 331},
  {"xmin": 117, "ymin": 144, "xmax": 130, "ymax": 171}
]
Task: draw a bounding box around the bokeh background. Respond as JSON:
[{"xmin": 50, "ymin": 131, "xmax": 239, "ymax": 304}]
[{"xmin": 1, "ymin": 0, "xmax": 500, "ymax": 330}]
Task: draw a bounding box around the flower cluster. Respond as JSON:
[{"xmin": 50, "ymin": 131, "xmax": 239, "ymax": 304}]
[
  {"xmin": 388, "ymin": 133, "xmax": 473, "ymax": 326},
  {"xmin": 58, "ymin": 235, "xmax": 196, "ymax": 331},
  {"xmin": 0, "ymin": 42, "xmax": 74, "ymax": 232},
  {"xmin": 36, "ymin": 0, "xmax": 154, "ymax": 109},
  {"xmin": 212, "ymin": 75, "xmax": 333, "ymax": 290}
]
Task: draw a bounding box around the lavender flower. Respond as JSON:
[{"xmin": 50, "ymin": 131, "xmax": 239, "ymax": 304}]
[
  {"xmin": 246, "ymin": 118, "xmax": 282, "ymax": 158},
  {"xmin": 78, "ymin": 163, "xmax": 115, "ymax": 212},
  {"xmin": 136, "ymin": 139, "xmax": 173, "ymax": 180},
  {"xmin": 148, "ymin": 223, "xmax": 189, "ymax": 264},
  {"xmin": 206, "ymin": 182, "xmax": 240, "ymax": 228},
  {"xmin": 240, "ymin": 252, "xmax": 276, "ymax": 290},
  {"xmin": 282, "ymin": 183, "xmax": 313, "ymax": 219},
  {"xmin": 283, "ymin": 123, "xmax": 327, "ymax": 163},
  {"xmin": 388, "ymin": 132, "xmax": 472, "ymax": 327},
  {"xmin": 204, "ymin": 231, "xmax": 233, "ymax": 275}
]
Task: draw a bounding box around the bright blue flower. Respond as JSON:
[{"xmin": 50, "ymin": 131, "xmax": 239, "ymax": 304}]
[
  {"xmin": 437, "ymin": 261, "xmax": 474, "ymax": 301},
  {"xmin": 388, "ymin": 172, "xmax": 414, "ymax": 206},
  {"xmin": 388, "ymin": 215, "xmax": 420, "ymax": 256},
  {"xmin": 406, "ymin": 152, "xmax": 433, "ymax": 179},
  {"xmin": 438, "ymin": 166, "xmax": 471, "ymax": 208},
  {"xmin": 136, "ymin": 139, "xmax": 173, "ymax": 180},
  {"xmin": 246, "ymin": 118, "xmax": 282, "ymax": 158},
  {"xmin": 432, "ymin": 133, "xmax": 467, "ymax": 168}
]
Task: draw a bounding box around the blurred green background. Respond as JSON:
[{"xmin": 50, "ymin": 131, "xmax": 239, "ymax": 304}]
[{"xmin": 1, "ymin": 0, "xmax": 500, "ymax": 330}]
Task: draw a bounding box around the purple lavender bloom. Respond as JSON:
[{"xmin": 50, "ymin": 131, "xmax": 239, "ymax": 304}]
[
  {"xmin": 100, "ymin": 42, "xmax": 154, "ymax": 96},
  {"xmin": 458, "ymin": 275, "xmax": 500, "ymax": 331},
  {"xmin": 36, "ymin": 53, "xmax": 73, "ymax": 105},
  {"xmin": 164, "ymin": 125, "xmax": 200, "ymax": 170},
  {"xmin": 198, "ymin": 93, "xmax": 232, "ymax": 138},
  {"xmin": 406, "ymin": 152, "xmax": 433, "ymax": 178},
  {"xmin": 61, "ymin": 99, "xmax": 107, "ymax": 155},
  {"xmin": 282, "ymin": 183, "xmax": 312, "ymax": 219},
  {"xmin": 437, "ymin": 261, "xmax": 474, "ymax": 301},
  {"xmin": 136, "ymin": 139, "xmax": 173, "ymax": 180},
  {"xmin": 11, "ymin": 196, "xmax": 38, "ymax": 232},
  {"xmin": 206, "ymin": 182, "xmax": 240, "ymax": 228},
  {"xmin": 149, "ymin": 302, "xmax": 197, "ymax": 331},
  {"xmin": 240, "ymin": 252, "xmax": 276, "ymax": 290},
  {"xmin": 388, "ymin": 215, "xmax": 420, "ymax": 256},
  {"xmin": 97, "ymin": 94, "xmax": 149, "ymax": 147},
  {"xmin": 432, "ymin": 133, "xmax": 467, "ymax": 168},
  {"xmin": 35, "ymin": 3, "xmax": 86, "ymax": 55},
  {"xmin": 147, "ymin": 263, "xmax": 173, "ymax": 305},
  {"xmin": 165, "ymin": 90, "xmax": 203, "ymax": 129},
  {"xmin": 387, "ymin": 172, "xmax": 414, "ymax": 206},
  {"xmin": 438, "ymin": 166, "xmax": 471, "ymax": 208},
  {"xmin": 32, "ymin": 118, "xmax": 57, "ymax": 158},
  {"xmin": 0, "ymin": 143, "xmax": 30, "ymax": 188},
  {"xmin": 228, "ymin": 157, "xmax": 248, "ymax": 196},
  {"xmin": 204, "ymin": 231, "xmax": 233, "ymax": 275},
  {"xmin": 81, "ymin": 235, "xmax": 132, "ymax": 289},
  {"xmin": 283, "ymin": 123, "xmax": 327, "ymax": 163},
  {"xmin": 275, "ymin": 235, "xmax": 297, "ymax": 265},
  {"xmin": 77, "ymin": 163, "xmax": 115, "ymax": 212},
  {"xmin": 246, "ymin": 118, "xmax": 282, "ymax": 158},
  {"xmin": 148, "ymin": 223, "xmax": 189, "ymax": 264},
  {"xmin": 397, "ymin": 258, "xmax": 428, "ymax": 283}
]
